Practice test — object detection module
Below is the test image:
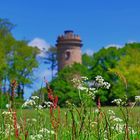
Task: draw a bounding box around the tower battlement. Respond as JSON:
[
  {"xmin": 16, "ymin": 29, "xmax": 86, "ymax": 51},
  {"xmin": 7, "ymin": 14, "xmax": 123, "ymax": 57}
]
[
  {"xmin": 56, "ymin": 30, "xmax": 82, "ymax": 47},
  {"xmin": 56, "ymin": 30, "xmax": 82, "ymax": 71}
]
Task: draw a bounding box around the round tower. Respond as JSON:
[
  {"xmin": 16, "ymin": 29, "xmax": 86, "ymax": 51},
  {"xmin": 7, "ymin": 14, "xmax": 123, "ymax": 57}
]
[{"xmin": 56, "ymin": 30, "xmax": 82, "ymax": 71}]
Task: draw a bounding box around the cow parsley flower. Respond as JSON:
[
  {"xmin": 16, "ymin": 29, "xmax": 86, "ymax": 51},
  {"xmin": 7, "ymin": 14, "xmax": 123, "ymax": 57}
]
[
  {"xmin": 44, "ymin": 101, "xmax": 53, "ymax": 108},
  {"xmin": 6, "ymin": 104, "xmax": 11, "ymax": 109},
  {"xmin": 108, "ymin": 109, "xmax": 115, "ymax": 116},
  {"xmin": 135, "ymin": 96, "xmax": 140, "ymax": 102},
  {"xmin": 112, "ymin": 99, "xmax": 123, "ymax": 106},
  {"xmin": 113, "ymin": 117, "xmax": 123, "ymax": 123},
  {"xmin": 31, "ymin": 96, "xmax": 39, "ymax": 100},
  {"xmin": 36, "ymin": 105, "xmax": 43, "ymax": 110},
  {"xmin": 22, "ymin": 99, "xmax": 36, "ymax": 108}
]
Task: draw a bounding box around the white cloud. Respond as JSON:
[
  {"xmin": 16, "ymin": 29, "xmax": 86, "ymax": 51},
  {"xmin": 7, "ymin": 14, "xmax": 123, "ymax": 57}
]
[
  {"xmin": 105, "ymin": 44, "xmax": 123, "ymax": 49},
  {"xmin": 83, "ymin": 49, "xmax": 94, "ymax": 56},
  {"xmin": 127, "ymin": 40, "xmax": 138, "ymax": 44},
  {"xmin": 28, "ymin": 38, "xmax": 50, "ymax": 57}
]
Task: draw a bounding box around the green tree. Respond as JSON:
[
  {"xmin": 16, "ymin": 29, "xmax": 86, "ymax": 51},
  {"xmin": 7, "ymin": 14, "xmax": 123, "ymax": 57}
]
[
  {"xmin": 82, "ymin": 53, "xmax": 93, "ymax": 69},
  {"xmin": 0, "ymin": 18, "xmax": 39, "ymax": 101},
  {"xmin": 8, "ymin": 40, "xmax": 39, "ymax": 98},
  {"xmin": 44, "ymin": 46, "xmax": 57, "ymax": 79},
  {"xmin": 50, "ymin": 63, "xmax": 89, "ymax": 106},
  {"xmin": 0, "ymin": 18, "xmax": 15, "ymax": 37},
  {"xmin": 33, "ymin": 63, "xmax": 89, "ymax": 106},
  {"xmin": 90, "ymin": 46, "xmax": 122, "ymax": 104},
  {"xmin": 110, "ymin": 43, "xmax": 140, "ymax": 100},
  {"xmin": 0, "ymin": 18, "xmax": 16, "ymax": 94}
]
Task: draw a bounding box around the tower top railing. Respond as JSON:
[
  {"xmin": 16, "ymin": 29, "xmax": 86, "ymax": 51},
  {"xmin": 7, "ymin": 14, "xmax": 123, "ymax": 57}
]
[{"xmin": 57, "ymin": 30, "xmax": 81, "ymax": 42}]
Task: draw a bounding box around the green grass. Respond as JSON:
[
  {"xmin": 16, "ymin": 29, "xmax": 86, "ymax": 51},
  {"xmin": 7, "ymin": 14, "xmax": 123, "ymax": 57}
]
[
  {"xmin": 14, "ymin": 106, "xmax": 140, "ymax": 123},
  {"xmin": 0, "ymin": 106, "xmax": 140, "ymax": 140}
]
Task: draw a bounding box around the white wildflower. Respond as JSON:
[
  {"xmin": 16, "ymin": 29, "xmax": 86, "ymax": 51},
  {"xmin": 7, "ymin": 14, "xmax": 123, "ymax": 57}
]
[
  {"xmin": 22, "ymin": 99, "xmax": 36, "ymax": 108},
  {"xmin": 94, "ymin": 75, "xmax": 111, "ymax": 89},
  {"xmin": 88, "ymin": 91, "xmax": 95, "ymax": 100},
  {"xmin": 6, "ymin": 104, "xmax": 11, "ymax": 109},
  {"xmin": 36, "ymin": 105, "xmax": 43, "ymax": 110},
  {"xmin": 49, "ymin": 130, "xmax": 55, "ymax": 134},
  {"xmin": 135, "ymin": 96, "xmax": 140, "ymax": 102},
  {"xmin": 95, "ymin": 75, "xmax": 104, "ymax": 86},
  {"xmin": 81, "ymin": 76, "xmax": 88, "ymax": 80},
  {"xmin": 113, "ymin": 117, "xmax": 123, "ymax": 123},
  {"xmin": 112, "ymin": 99, "xmax": 123, "ymax": 106},
  {"xmin": 94, "ymin": 109, "xmax": 99, "ymax": 114},
  {"xmin": 36, "ymin": 134, "xmax": 43, "ymax": 139},
  {"xmin": 130, "ymin": 128, "xmax": 136, "ymax": 134},
  {"xmin": 32, "ymin": 118, "xmax": 37, "ymax": 122},
  {"xmin": 110, "ymin": 115, "xmax": 116, "ymax": 120},
  {"xmin": 108, "ymin": 109, "xmax": 115, "ymax": 116},
  {"xmin": 77, "ymin": 85, "xmax": 88, "ymax": 91},
  {"xmin": 44, "ymin": 101, "xmax": 53, "ymax": 108},
  {"xmin": 2, "ymin": 111, "xmax": 12, "ymax": 116},
  {"xmin": 30, "ymin": 134, "xmax": 43, "ymax": 140},
  {"xmin": 31, "ymin": 96, "xmax": 39, "ymax": 100},
  {"xmin": 39, "ymin": 128, "xmax": 49, "ymax": 133},
  {"xmin": 113, "ymin": 124, "xmax": 124, "ymax": 133},
  {"xmin": 103, "ymin": 82, "xmax": 110, "ymax": 89}
]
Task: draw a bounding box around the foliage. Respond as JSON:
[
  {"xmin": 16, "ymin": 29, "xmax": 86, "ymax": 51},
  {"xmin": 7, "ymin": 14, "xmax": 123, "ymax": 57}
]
[
  {"xmin": 110, "ymin": 43, "xmax": 140, "ymax": 101},
  {"xmin": 0, "ymin": 18, "xmax": 15, "ymax": 37},
  {"xmin": 89, "ymin": 44, "xmax": 140, "ymax": 104},
  {"xmin": 82, "ymin": 53, "xmax": 93, "ymax": 69},
  {"xmin": 44, "ymin": 46, "xmax": 57, "ymax": 79},
  {"xmin": 89, "ymin": 47, "xmax": 122, "ymax": 104},
  {"xmin": 0, "ymin": 18, "xmax": 39, "ymax": 107},
  {"xmin": 0, "ymin": 83, "xmax": 140, "ymax": 140},
  {"xmin": 33, "ymin": 63, "xmax": 89, "ymax": 107},
  {"xmin": 50, "ymin": 63, "xmax": 89, "ymax": 106},
  {"xmin": 33, "ymin": 43, "xmax": 140, "ymax": 106}
]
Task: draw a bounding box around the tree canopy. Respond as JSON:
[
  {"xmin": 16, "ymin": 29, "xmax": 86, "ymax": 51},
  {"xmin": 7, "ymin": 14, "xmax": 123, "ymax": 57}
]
[
  {"xmin": 0, "ymin": 18, "xmax": 39, "ymax": 108},
  {"xmin": 47, "ymin": 43, "xmax": 140, "ymax": 106}
]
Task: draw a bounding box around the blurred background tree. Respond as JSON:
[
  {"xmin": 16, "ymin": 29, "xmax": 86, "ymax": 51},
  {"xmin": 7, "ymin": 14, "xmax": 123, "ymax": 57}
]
[{"xmin": 0, "ymin": 18, "xmax": 39, "ymax": 108}]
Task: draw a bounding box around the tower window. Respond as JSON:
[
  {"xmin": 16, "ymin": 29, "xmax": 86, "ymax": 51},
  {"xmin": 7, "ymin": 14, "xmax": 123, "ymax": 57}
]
[{"xmin": 65, "ymin": 51, "xmax": 71, "ymax": 60}]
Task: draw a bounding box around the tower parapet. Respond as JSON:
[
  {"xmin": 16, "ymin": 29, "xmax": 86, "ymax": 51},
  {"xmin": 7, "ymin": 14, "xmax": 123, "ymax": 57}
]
[
  {"xmin": 56, "ymin": 30, "xmax": 82, "ymax": 46},
  {"xmin": 56, "ymin": 30, "xmax": 82, "ymax": 71}
]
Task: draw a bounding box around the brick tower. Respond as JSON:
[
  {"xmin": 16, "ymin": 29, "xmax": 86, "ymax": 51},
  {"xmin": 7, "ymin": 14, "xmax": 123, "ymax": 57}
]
[{"xmin": 56, "ymin": 30, "xmax": 82, "ymax": 71}]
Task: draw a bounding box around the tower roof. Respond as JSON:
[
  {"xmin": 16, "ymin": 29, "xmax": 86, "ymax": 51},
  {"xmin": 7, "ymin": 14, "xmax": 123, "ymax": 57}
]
[
  {"xmin": 56, "ymin": 30, "xmax": 82, "ymax": 47},
  {"xmin": 64, "ymin": 30, "xmax": 74, "ymax": 34}
]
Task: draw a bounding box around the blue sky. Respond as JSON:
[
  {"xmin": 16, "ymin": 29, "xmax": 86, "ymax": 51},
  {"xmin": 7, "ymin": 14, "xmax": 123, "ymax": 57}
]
[{"xmin": 0, "ymin": 0, "xmax": 140, "ymax": 98}]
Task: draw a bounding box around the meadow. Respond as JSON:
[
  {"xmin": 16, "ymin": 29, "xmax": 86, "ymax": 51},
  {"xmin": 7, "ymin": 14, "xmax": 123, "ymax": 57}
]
[
  {"xmin": 0, "ymin": 106, "xmax": 140, "ymax": 140},
  {"xmin": 0, "ymin": 76, "xmax": 140, "ymax": 140}
]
